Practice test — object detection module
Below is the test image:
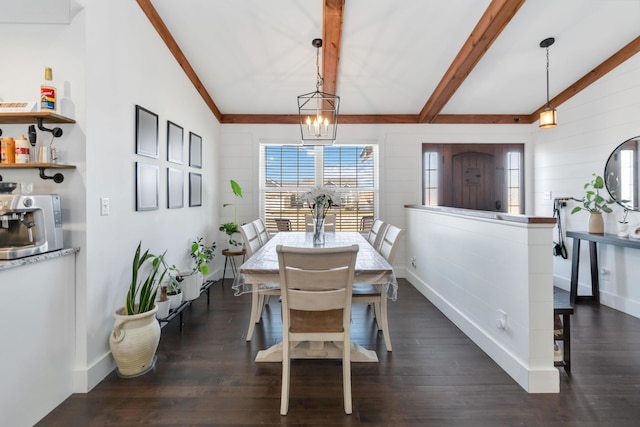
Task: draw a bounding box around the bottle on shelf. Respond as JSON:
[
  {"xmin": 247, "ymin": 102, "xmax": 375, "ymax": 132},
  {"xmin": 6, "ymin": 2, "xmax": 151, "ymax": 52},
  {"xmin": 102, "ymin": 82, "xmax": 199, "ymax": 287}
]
[
  {"xmin": 14, "ymin": 135, "xmax": 30, "ymax": 164},
  {"xmin": 40, "ymin": 67, "xmax": 57, "ymax": 112}
]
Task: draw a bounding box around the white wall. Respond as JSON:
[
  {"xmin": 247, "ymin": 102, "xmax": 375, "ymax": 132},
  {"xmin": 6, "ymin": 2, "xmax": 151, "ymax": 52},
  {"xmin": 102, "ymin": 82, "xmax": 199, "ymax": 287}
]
[
  {"xmin": 0, "ymin": 0, "xmax": 222, "ymax": 409},
  {"xmin": 404, "ymin": 207, "xmax": 558, "ymax": 393},
  {"xmin": 533, "ymin": 51, "xmax": 640, "ymax": 318},
  {"xmin": 220, "ymin": 123, "xmax": 534, "ymax": 276}
]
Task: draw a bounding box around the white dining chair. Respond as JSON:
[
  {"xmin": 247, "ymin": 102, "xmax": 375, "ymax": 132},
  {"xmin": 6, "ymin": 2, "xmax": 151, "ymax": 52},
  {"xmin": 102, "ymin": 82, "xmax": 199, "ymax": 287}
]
[
  {"xmin": 367, "ymin": 219, "xmax": 388, "ymax": 251},
  {"xmin": 253, "ymin": 218, "xmax": 270, "ymax": 245},
  {"xmin": 277, "ymin": 244, "xmax": 359, "ymax": 415},
  {"xmin": 240, "ymin": 222, "xmax": 279, "ymax": 341},
  {"xmin": 352, "ymin": 224, "xmax": 404, "ymax": 351}
]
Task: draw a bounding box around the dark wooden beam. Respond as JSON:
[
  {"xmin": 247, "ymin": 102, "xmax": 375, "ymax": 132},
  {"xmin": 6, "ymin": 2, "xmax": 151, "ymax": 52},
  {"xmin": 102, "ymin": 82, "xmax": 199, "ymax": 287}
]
[
  {"xmin": 418, "ymin": 0, "xmax": 526, "ymax": 123},
  {"xmin": 432, "ymin": 114, "xmax": 532, "ymax": 125},
  {"xmin": 531, "ymin": 35, "xmax": 640, "ymax": 121},
  {"xmin": 136, "ymin": 0, "xmax": 223, "ymax": 122},
  {"xmin": 322, "ymin": 0, "xmax": 345, "ymax": 96}
]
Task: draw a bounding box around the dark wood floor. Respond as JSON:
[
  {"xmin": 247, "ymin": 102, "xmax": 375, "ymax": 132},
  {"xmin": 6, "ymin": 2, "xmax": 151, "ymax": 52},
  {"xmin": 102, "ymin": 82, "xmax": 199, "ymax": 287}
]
[{"xmin": 38, "ymin": 279, "xmax": 640, "ymax": 426}]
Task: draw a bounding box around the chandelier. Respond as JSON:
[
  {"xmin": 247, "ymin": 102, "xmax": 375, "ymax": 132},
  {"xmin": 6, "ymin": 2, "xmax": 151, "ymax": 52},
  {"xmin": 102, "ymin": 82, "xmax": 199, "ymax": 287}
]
[
  {"xmin": 539, "ymin": 37, "xmax": 557, "ymax": 128},
  {"xmin": 298, "ymin": 38, "xmax": 340, "ymax": 145}
]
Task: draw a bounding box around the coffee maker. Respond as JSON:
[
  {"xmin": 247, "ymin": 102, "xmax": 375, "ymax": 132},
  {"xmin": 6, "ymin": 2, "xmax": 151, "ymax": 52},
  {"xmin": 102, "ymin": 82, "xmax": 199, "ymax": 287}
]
[{"xmin": 0, "ymin": 194, "xmax": 64, "ymax": 259}]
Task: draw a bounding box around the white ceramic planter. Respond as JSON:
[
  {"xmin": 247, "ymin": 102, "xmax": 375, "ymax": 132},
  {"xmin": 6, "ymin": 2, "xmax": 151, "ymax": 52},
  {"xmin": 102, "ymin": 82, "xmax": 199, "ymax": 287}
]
[
  {"xmin": 181, "ymin": 272, "xmax": 202, "ymax": 301},
  {"xmin": 110, "ymin": 305, "xmax": 160, "ymax": 377},
  {"xmin": 167, "ymin": 291, "xmax": 183, "ymax": 310},
  {"xmin": 155, "ymin": 299, "xmax": 170, "ymax": 319}
]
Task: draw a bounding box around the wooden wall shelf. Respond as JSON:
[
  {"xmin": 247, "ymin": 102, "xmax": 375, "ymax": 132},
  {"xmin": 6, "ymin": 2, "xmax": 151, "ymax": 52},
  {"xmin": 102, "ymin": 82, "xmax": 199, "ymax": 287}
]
[
  {"xmin": 0, "ymin": 111, "xmax": 75, "ymax": 125},
  {"xmin": 0, "ymin": 163, "xmax": 75, "ymax": 170}
]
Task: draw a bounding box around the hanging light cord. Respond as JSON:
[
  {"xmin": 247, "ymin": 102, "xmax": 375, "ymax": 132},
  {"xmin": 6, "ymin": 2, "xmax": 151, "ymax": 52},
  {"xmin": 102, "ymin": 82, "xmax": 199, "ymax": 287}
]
[
  {"xmin": 545, "ymin": 46, "xmax": 551, "ymax": 106},
  {"xmin": 315, "ymin": 44, "xmax": 324, "ymax": 92}
]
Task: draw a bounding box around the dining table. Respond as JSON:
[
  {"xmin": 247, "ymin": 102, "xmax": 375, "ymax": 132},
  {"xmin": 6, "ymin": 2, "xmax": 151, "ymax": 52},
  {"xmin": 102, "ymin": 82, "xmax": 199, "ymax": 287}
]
[{"xmin": 232, "ymin": 231, "xmax": 398, "ymax": 363}]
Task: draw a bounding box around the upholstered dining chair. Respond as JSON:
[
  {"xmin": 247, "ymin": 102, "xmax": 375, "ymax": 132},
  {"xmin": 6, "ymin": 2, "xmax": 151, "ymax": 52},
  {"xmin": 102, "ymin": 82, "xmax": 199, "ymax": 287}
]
[
  {"xmin": 366, "ymin": 219, "xmax": 388, "ymax": 251},
  {"xmin": 352, "ymin": 224, "xmax": 404, "ymax": 351},
  {"xmin": 253, "ymin": 218, "xmax": 270, "ymax": 245},
  {"xmin": 240, "ymin": 222, "xmax": 279, "ymax": 341},
  {"xmin": 277, "ymin": 244, "xmax": 359, "ymax": 415}
]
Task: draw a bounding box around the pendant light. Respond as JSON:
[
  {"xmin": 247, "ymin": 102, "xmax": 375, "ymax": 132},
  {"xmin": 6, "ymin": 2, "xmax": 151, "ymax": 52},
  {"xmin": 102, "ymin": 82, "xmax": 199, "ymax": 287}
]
[
  {"xmin": 539, "ymin": 37, "xmax": 557, "ymax": 128},
  {"xmin": 298, "ymin": 38, "xmax": 340, "ymax": 145}
]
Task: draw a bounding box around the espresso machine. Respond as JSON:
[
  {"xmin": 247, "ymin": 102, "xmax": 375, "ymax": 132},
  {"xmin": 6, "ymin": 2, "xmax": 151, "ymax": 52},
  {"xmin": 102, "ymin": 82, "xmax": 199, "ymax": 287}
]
[{"xmin": 0, "ymin": 194, "xmax": 64, "ymax": 259}]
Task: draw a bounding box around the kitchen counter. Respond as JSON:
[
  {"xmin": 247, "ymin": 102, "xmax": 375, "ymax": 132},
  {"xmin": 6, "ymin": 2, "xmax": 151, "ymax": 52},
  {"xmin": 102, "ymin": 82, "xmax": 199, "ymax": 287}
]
[{"xmin": 0, "ymin": 247, "xmax": 79, "ymax": 271}]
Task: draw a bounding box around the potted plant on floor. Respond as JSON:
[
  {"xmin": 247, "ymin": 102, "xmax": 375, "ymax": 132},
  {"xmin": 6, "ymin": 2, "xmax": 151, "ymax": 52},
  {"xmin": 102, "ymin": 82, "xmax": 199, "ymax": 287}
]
[
  {"xmin": 166, "ymin": 273, "xmax": 183, "ymax": 310},
  {"xmin": 109, "ymin": 241, "xmax": 168, "ymax": 377},
  {"xmin": 571, "ymin": 173, "xmax": 614, "ymax": 234},
  {"xmin": 219, "ymin": 179, "xmax": 243, "ymax": 249},
  {"xmin": 179, "ymin": 237, "xmax": 216, "ymax": 301}
]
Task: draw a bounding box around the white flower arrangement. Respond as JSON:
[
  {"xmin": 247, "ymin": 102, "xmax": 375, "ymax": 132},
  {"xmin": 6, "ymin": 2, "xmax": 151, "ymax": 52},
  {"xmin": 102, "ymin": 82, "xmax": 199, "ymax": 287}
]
[{"xmin": 301, "ymin": 186, "xmax": 339, "ymax": 232}]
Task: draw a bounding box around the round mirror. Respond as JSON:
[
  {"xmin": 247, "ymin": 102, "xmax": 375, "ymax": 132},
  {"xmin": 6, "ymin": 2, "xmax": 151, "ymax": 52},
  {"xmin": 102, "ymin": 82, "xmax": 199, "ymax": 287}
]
[{"xmin": 604, "ymin": 136, "xmax": 640, "ymax": 211}]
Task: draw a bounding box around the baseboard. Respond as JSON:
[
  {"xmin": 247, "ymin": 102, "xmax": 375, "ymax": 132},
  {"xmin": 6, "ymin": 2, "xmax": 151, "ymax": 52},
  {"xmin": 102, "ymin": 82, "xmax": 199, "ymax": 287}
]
[
  {"xmin": 73, "ymin": 352, "xmax": 115, "ymax": 393},
  {"xmin": 405, "ymin": 270, "xmax": 559, "ymax": 393}
]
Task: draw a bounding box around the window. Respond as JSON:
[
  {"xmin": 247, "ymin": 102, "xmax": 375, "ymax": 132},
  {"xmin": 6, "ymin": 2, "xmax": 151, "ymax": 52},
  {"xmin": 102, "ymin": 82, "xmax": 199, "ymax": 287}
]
[
  {"xmin": 260, "ymin": 144, "xmax": 377, "ymax": 231},
  {"xmin": 423, "ymin": 151, "xmax": 438, "ymax": 206}
]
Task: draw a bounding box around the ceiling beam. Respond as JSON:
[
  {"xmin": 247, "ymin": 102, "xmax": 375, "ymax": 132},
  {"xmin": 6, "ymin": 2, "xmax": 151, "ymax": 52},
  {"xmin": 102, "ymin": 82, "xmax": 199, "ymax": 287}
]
[
  {"xmin": 219, "ymin": 113, "xmax": 532, "ymax": 125},
  {"xmin": 418, "ymin": 0, "xmax": 526, "ymax": 123},
  {"xmin": 530, "ymin": 35, "xmax": 640, "ymax": 121},
  {"xmin": 136, "ymin": 0, "xmax": 223, "ymax": 122},
  {"xmin": 321, "ymin": 0, "xmax": 345, "ymax": 96}
]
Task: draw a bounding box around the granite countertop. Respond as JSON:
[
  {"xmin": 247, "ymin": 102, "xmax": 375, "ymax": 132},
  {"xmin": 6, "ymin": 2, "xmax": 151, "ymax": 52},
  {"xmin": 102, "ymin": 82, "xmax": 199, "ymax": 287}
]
[{"xmin": 0, "ymin": 247, "xmax": 80, "ymax": 271}]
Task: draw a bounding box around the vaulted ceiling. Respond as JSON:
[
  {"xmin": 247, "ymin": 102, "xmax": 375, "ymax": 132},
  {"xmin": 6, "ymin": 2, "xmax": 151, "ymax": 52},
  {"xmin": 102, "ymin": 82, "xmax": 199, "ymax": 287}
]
[{"xmin": 139, "ymin": 0, "xmax": 640, "ymax": 125}]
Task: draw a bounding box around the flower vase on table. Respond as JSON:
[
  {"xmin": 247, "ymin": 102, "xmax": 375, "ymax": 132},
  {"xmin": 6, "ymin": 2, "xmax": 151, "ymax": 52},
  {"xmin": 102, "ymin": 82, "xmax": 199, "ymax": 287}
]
[
  {"xmin": 302, "ymin": 186, "xmax": 338, "ymax": 246},
  {"xmin": 313, "ymin": 217, "xmax": 325, "ymax": 245}
]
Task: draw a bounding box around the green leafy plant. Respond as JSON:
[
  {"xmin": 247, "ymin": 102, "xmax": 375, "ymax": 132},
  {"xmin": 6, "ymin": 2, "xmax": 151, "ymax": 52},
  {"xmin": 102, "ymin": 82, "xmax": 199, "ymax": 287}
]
[
  {"xmin": 125, "ymin": 242, "xmax": 168, "ymax": 315},
  {"xmin": 571, "ymin": 173, "xmax": 614, "ymax": 215},
  {"xmin": 190, "ymin": 237, "xmax": 216, "ymax": 275},
  {"xmin": 219, "ymin": 179, "xmax": 243, "ymax": 246}
]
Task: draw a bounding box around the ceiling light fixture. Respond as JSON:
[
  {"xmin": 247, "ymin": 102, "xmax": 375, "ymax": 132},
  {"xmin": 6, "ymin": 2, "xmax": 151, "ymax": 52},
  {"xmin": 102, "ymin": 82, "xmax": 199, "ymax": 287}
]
[
  {"xmin": 298, "ymin": 38, "xmax": 340, "ymax": 145},
  {"xmin": 539, "ymin": 37, "xmax": 557, "ymax": 128}
]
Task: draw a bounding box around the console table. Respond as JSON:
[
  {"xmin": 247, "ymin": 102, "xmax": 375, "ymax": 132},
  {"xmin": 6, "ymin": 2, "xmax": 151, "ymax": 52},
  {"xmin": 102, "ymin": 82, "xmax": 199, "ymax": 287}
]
[{"xmin": 566, "ymin": 231, "xmax": 640, "ymax": 305}]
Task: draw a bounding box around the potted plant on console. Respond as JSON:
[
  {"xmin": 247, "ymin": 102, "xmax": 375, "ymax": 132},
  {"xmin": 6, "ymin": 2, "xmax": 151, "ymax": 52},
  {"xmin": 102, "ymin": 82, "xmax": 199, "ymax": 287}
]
[
  {"xmin": 219, "ymin": 179, "xmax": 243, "ymax": 250},
  {"xmin": 109, "ymin": 241, "xmax": 167, "ymax": 377},
  {"xmin": 179, "ymin": 237, "xmax": 216, "ymax": 301},
  {"xmin": 571, "ymin": 173, "xmax": 614, "ymax": 234}
]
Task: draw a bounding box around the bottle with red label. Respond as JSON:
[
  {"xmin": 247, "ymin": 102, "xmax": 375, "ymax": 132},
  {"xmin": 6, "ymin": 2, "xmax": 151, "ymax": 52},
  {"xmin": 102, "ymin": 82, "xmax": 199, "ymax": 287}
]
[{"xmin": 40, "ymin": 67, "xmax": 57, "ymax": 111}]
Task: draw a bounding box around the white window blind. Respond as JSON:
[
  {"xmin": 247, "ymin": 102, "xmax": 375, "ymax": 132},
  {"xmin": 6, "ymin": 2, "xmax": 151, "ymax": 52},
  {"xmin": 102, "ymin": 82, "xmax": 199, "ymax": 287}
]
[{"xmin": 261, "ymin": 144, "xmax": 377, "ymax": 232}]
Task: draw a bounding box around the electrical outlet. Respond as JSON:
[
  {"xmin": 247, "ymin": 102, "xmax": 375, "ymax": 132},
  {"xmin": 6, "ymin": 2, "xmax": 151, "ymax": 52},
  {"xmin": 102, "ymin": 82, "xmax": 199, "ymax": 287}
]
[
  {"xmin": 410, "ymin": 256, "xmax": 416, "ymax": 268},
  {"xmin": 496, "ymin": 310, "xmax": 508, "ymax": 330},
  {"xmin": 544, "ymin": 191, "xmax": 552, "ymax": 200},
  {"xmin": 100, "ymin": 197, "xmax": 110, "ymax": 216}
]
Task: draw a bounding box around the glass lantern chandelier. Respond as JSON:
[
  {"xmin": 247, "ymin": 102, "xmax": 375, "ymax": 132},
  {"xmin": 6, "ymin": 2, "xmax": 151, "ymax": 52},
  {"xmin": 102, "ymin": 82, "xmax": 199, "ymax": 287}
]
[{"xmin": 298, "ymin": 38, "xmax": 340, "ymax": 145}]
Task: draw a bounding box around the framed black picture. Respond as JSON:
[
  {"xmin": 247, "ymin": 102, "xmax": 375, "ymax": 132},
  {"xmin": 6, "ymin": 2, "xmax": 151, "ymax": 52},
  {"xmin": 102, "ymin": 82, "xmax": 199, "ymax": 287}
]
[
  {"xmin": 167, "ymin": 121, "xmax": 183, "ymax": 164},
  {"xmin": 167, "ymin": 168, "xmax": 184, "ymax": 209},
  {"xmin": 136, "ymin": 162, "xmax": 159, "ymax": 211},
  {"xmin": 189, "ymin": 132, "xmax": 202, "ymax": 168},
  {"xmin": 189, "ymin": 172, "xmax": 202, "ymax": 207},
  {"xmin": 135, "ymin": 105, "xmax": 159, "ymax": 158}
]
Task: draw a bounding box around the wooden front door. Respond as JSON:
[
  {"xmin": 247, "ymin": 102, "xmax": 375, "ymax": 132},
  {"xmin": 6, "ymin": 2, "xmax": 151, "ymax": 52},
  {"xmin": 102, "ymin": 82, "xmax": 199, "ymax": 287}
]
[{"xmin": 452, "ymin": 151, "xmax": 495, "ymax": 211}]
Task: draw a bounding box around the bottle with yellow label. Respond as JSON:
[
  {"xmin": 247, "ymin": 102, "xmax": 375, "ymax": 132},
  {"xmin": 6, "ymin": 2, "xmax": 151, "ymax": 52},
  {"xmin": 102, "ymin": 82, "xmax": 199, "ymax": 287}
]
[{"xmin": 40, "ymin": 67, "xmax": 57, "ymax": 111}]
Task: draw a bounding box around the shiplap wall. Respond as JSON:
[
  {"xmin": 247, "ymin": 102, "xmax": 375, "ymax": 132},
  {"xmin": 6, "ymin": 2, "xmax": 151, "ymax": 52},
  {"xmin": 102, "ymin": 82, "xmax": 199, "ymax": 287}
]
[{"xmin": 533, "ymin": 51, "xmax": 640, "ymax": 318}]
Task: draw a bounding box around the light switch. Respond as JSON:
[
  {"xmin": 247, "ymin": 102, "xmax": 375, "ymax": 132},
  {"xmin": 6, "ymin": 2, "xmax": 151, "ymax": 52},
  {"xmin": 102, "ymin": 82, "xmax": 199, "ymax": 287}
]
[{"xmin": 100, "ymin": 197, "xmax": 110, "ymax": 216}]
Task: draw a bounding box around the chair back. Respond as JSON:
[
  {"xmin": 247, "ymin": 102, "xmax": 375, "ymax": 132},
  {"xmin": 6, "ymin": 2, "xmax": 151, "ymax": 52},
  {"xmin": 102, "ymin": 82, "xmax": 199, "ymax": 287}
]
[
  {"xmin": 305, "ymin": 213, "xmax": 336, "ymax": 232},
  {"xmin": 239, "ymin": 222, "xmax": 262, "ymax": 257},
  {"xmin": 304, "ymin": 214, "xmax": 314, "ymax": 232},
  {"xmin": 378, "ymin": 224, "xmax": 404, "ymax": 264},
  {"xmin": 324, "ymin": 214, "xmax": 336, "ymax": 232},
  {"xmin": 367, "ymin": 219, "xmax": 388, "ymax": 250},
  {"xmin": 360, "ymin": 215, "xmax": 374, "ymax": 232},
  {"xmin": 277, "ymin": 244, "xmax": 359, "ymax": 333},
  {"xmin": 275, "ymin": 218, "xmax": 291, "ymax": 231},
  {"xmin": 253, "ymin": 218, "xmax": 270, "ymax": 245}
]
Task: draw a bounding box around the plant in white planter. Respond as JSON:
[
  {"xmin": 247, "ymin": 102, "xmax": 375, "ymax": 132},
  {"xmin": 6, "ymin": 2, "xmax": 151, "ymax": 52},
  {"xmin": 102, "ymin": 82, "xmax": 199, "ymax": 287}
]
[
  {"xmin": 180, "ymin": 237, "xmax": 216, "ymax": 301},
  {"xmin": 110, "ymin": 242, "xmax": 168, "ymax": 377},
  {"xmin": 166, "ymin": 273, "xmax": 183, "ymax": 310},
  {"xmin": 219, "ymin": 179, "xmax": 243, "ymax": 248},
  {"xmin": 571, "ymin": 173, "xmax": 614, "ymax": 234}
]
